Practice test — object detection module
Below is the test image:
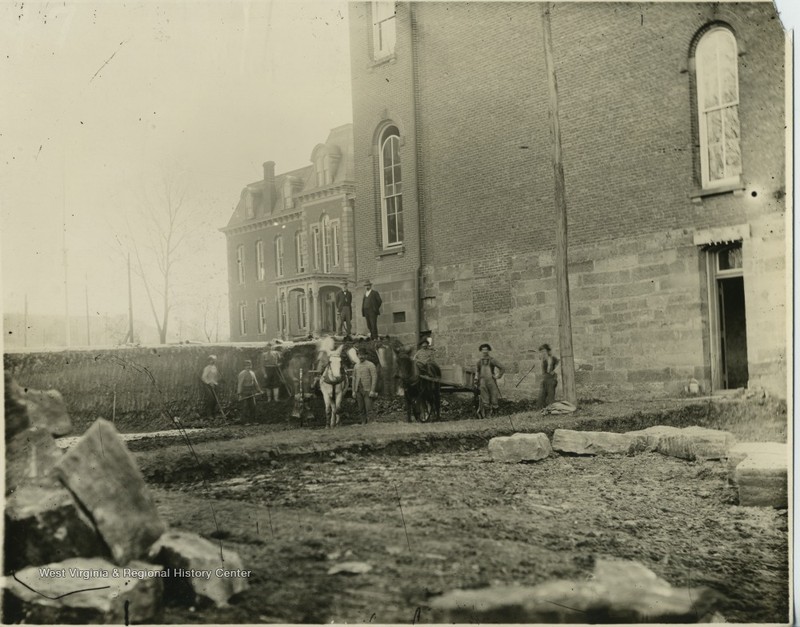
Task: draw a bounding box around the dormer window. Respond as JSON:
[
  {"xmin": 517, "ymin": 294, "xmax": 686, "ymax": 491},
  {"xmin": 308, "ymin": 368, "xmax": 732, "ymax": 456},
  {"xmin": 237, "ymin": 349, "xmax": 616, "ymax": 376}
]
[
  {"xmin": 245, "ymin": 191, "xmax": 255, "ymax": 219},
  {"xmin": 283, "ymin": 179, "xmax": 294, "ymax": 209}
]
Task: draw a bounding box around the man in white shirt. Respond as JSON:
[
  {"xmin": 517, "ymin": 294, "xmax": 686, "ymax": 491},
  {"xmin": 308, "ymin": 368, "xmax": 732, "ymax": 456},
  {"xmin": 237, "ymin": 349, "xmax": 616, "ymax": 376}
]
[{"xmin": 200, "ymin": 355, "xmax": 220, "ymax": 416}]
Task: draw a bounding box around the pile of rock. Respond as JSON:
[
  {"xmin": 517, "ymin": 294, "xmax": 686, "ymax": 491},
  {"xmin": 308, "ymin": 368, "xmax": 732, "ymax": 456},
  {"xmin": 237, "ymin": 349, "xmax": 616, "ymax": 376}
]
[
  {"xmin": 3, "ymin": 374, "xmax": 249, "ymax": 623},
  {"xmin": 487, "ymin": 420, "xmax": 787, "ymax": 508}
]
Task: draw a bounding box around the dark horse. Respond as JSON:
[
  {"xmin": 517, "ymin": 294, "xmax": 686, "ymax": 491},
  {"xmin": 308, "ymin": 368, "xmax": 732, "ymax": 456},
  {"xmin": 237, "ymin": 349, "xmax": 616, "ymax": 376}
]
[{"xmin": 394, "ymin": 348, "xmax": 441, "ymax": 422}]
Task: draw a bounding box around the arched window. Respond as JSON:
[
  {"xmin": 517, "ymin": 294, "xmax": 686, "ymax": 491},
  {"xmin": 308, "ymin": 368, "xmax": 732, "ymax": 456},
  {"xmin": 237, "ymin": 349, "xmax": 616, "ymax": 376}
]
[
  {"xmin": 295, "ymin": 230, "xmax": 306, "ymax": 273},
  {"xmin": 236, "ymin": 245, "xmax": 245, "ymax": 284},
  {"xmin": 255, "ymin": 240, "xmax": 265, "ymax": 280},
  {"xmin": 274, "ymin": 236, "xmax": 284, "ymax": 277},
  {"xmin": 321, "ymin": 215, "xmax": 332, "ymax": 273},
  {"xmin": 379, "ymin": 125, "xmax": 403, "ymax": 247},
  {"xmin": 695, "ymin": 27, "xmax": 741, "ymax": 189}
]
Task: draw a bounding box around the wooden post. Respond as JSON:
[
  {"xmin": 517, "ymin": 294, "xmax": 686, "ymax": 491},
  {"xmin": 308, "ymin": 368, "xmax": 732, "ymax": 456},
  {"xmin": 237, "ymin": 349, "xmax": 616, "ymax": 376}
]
[
  {"xmin": 541, "ymin": 2, "xmax": 577, "ymax": 405},
  {"xmin": 126, "ymin": 253, "xmax": 134, "ymax": 344},
  {"xmin": 84, "ymin": 275, "xmax": 91, "ymax": 346}
]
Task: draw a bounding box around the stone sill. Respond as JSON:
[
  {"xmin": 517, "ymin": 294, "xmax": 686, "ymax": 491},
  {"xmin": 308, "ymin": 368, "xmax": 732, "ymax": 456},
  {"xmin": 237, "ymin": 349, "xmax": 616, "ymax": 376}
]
[
  {"xmin": 377, "ymin": 246, "xmax": 405, "ymax": 259},
  {"xmin": 690, "ymin": 181, "xmax": 746, "ymax": 203},
  {"xmin": 369, "ymin": 53, "xmax": 397, "ymax": 68}
]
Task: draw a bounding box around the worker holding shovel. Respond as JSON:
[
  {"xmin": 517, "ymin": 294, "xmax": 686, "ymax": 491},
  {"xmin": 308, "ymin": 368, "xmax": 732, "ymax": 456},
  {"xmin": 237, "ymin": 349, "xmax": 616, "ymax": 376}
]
[{"xmin": 237, "ymin": 359, "xmax": 263, "ymax": 423}]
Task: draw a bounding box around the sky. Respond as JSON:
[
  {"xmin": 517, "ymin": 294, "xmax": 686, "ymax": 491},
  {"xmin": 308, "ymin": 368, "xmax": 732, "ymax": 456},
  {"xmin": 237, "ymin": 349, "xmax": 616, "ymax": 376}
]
[
  {"xmin": 0, "ymin": 0, "xmax": 796, "ymax": 346},
  {"xmin": 0, "ymin": 0, "xmax": 352, "ymax": 343}
]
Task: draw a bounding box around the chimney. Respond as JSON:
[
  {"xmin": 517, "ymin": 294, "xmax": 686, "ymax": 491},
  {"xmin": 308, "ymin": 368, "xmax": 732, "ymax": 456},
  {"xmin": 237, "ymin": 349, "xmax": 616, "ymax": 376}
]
[{"xmin": 263, "ymin": 161, "xmax": 277, "ymax": 212}]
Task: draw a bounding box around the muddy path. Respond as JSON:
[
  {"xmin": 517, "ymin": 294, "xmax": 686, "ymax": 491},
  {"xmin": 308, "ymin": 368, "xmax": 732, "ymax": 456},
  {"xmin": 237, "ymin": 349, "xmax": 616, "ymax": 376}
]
[{"xmin": 151, "ymin": 448, "xmax": 788, "ymax": 624}]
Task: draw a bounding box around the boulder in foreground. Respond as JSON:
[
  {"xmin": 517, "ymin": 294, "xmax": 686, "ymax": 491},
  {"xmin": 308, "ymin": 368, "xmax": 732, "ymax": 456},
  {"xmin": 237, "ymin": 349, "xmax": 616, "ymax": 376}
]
[{"xmin": 488, "ymin": 433, "xmax": 551, "ymax": 463}]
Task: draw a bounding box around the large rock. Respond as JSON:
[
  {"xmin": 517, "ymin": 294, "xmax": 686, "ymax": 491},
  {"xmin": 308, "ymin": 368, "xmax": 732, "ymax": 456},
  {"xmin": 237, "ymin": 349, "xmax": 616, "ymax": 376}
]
[
  {"xmin": 735, "ymin": 451, "xmax": 788, "ymax": 508},
  {"xmin": 4, "ymin": 372, "xmax": 72, "ymax": 437},
  {"xmin": 656, "ymin": 427, "xmax": 735, "ymax": 461},
  {"xmin": 725, "ymin": 442, "xmax": 786, "ymax": 482},
  {"xmin": 5, "ymin": 482, "xmax": 110, "ymax": 571},
  {"xmin": 3, "ymin": 558, "xmax": 163, "ymax": 624},
  {"xmin": 5, "ymin": 371, "xmax": 31, "ymax": 438},
  {"xmin": 552, "ymin": 429, "xmax": 636, "ymax": 455},
  {"xmin": 430, "ymin": 558, "xmax": 719, "ymax": 623},
  {"xmin": 6, "ymin": 426, "xmax": 62, "ymax": 495},
  {"xmin": 148, "ymin": 530, "xmax": 249, "ymax": 607},
  {"xmin": 54, "ymin": 420, "xmax": 166, "ymax": 565},
  {"xmin": 488, "ymin": 433, "xmax": 551, "ymax": 463},
  {"xmin": 23, "ymin": 388, "xmax": 73, "ymax": 436},
  {"xmin": 626, "ymin": 425, "xmax": 683, "ymax": 451}
]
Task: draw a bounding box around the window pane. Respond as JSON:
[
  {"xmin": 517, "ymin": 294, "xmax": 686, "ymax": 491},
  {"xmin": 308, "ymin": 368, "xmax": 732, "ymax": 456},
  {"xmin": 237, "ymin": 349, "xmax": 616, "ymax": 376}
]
[
  {"xmin": 723, "ymin": 106, "xmax": 741, "ymax": 173},
  {"xmin": 708, "ymin": 143, "xmax": 725, "ymax": 181},
  {"xmin": 706, "ymin": 109, "xmax": 723, "ymax": 145},
  {"xmin": 719, "ymin": 37, "xmax": 738, "ymax": 104},
  {"xmin": 382, "ymin": 138, "xmax": 393, "ymax": 163},
  {"xmin": 393, "ymin": 164, "xmax": 402, "ymax": 186},
  {"xmin": 387, "ymin": 211, "xmax": 398, "ymax": 244},
  {"xmin": 718, "ymin": 246, "xmax": 743, "ymax": 271},
  {"xmin": 390, "ymin": 136, "xmax": 400, "ymax": 162},
  {"xmin": 699, "ymin": 45, "xmax": 719, "ymax": 109},
  {"xmin": 383, "ymin": 165, "xmax": 394, "ymax": 189},
  {"xmin": 395, "ymin": 207, "xmax": 404, "ymax": 242}
]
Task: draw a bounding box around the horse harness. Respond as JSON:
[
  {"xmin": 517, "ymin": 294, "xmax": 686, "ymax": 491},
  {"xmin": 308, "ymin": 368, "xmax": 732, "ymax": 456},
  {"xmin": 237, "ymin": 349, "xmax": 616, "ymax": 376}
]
[{"xmin": 322, "ymin": 361, "xmax": 349, "ymax": 391}]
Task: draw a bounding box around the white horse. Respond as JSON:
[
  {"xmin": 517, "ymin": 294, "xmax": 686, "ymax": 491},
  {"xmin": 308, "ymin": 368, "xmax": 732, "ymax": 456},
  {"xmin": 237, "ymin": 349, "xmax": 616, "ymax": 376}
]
[{"xmin": 319, "ymin": 344, "xmax": 348, "ymax": 428}]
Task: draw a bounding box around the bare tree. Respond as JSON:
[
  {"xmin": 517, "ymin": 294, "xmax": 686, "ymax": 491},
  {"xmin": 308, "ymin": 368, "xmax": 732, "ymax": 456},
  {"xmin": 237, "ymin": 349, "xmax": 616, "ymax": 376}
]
[{"xmin": 127, "ymin": 174, "xmax": 191, "ymax": 345}]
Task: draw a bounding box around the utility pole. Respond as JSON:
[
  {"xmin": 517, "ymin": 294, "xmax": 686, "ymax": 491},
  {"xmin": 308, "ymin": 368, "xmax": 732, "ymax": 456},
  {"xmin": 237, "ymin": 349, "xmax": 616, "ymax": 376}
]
[
  {"xmin": 84, "ymin": 274, "xmax": 91, "ymax": 346},
  {"xmin": 126, "ymin": 253, "xmax": 135, "ymax": 344},
  {"xmin": 541, "ymin": 2, "xmax": 577, "ymax": 405}
]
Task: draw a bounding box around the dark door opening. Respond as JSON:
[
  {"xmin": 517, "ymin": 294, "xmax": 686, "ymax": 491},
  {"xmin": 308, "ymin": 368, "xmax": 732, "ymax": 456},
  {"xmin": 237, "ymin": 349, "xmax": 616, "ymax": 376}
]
[{"xmin": 717, "ymin": 275, "xmax": 749, "ymax": 389}]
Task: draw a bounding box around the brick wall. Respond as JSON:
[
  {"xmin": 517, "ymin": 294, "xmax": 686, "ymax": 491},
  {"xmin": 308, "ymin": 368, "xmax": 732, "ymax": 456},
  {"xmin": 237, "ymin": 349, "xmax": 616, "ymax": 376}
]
[{"xmin": 349, "ymin": 2, "xmax": 786, "ymax": 397}]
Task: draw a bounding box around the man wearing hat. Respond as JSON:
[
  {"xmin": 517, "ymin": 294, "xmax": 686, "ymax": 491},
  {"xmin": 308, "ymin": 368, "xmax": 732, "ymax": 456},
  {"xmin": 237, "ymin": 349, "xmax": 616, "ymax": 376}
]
[
  {"xmin": 260, "ymin": 343, "xmax": 282, "ymax": 403},
  {"xmin": 336, "ymin": 280, "xmax": 353, "ymax": 336},
  {"xmin": 361, "ymin": 279, "xmax": 382, "ymax": 340},
  {"xmin": 237, "ymin": 359, "xmax": 262, "ymax": 422},
  {"xmin": 538, "ymin": 343, "xmax": 560, "ymax": 408},
  {"xmin": 473, "ymin": 343, "xmax": 505, "ymax": 418},
  {"xmin": 200, "ymin": 355, "xmax": 221, "ymax": 416},
  {"xmin": 352, "ymin": 347, "xmax": 379, "ymax": 424}
]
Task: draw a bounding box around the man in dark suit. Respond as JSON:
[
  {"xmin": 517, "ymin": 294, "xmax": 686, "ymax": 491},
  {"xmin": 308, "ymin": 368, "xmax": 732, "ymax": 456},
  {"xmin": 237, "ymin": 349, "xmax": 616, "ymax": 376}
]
[
  {"xmin": 335, "ymin": 280, "xmax": 353, "ymax": 336},
  {"xmin": 361, "ymin": 279, "xmax": 382, "ymax": 339}
]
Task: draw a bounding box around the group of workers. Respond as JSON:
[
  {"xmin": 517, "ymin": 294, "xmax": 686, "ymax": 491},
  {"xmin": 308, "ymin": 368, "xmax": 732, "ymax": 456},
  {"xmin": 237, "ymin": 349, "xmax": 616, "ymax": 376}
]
[{"xmin": 200, "ymin": 322, "xmax": 561, "ymax": 423}]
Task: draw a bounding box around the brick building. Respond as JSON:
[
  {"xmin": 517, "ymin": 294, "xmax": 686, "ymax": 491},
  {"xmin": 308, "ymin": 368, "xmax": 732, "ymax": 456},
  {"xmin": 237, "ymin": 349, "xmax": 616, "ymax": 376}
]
[
  {"xmin": 348, "ymin": 3, "xmax": 787, "ymax": 397},
  {"xmin": 221, "ymin": 124, "xmax": 356, "ymax": 341}
]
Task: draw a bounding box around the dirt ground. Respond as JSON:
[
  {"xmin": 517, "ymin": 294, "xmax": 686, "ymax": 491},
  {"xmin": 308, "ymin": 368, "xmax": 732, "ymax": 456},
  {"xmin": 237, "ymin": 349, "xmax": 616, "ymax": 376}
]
[{"xmin": 130, "ymin": 396, "xmax": 789, "ymax": 624}]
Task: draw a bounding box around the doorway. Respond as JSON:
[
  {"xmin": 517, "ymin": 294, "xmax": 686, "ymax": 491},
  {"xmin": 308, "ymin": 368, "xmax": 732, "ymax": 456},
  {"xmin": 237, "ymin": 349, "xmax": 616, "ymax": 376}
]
[{"xmin": 708, "ymin": 244, "xmax": 749, "ymax": 390}]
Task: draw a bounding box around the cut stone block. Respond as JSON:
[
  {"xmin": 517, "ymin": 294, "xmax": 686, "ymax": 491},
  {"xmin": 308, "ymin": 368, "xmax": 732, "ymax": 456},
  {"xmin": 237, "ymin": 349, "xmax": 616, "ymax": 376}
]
[
  {"xmin": 3, "ymin": 558, "xmax": 163, "ymax": 624},
  {"xmin": 23, "ymin": 388, "xmax": 73, "ymax": 437},
  {"xmin": 148, "ymin": 530, "xmax": 249, "ymax": 607},
  {"xmin": 5, "ymin": 482, "xmax": 110, "ymax": 570},
  {"xmin": 430, "ymin": 558, "xmax": 718, "ymax": 623},
  {"xmin": 6, "ymin": 426, "xmax": 62, "ymax": 495},
  {"xmin": 552, "ymin": 429, "xmax": 635, "ymax": 455},
  {"xmin": 488, "ymin": 433, "xmax": 551, "ymax": 463},
  {"xmin": 735, "ymin": 451, "xmax": 788, "ymax": 508},
  {"xmin": 4, "ymin": 373, "xmax": 72, "ymax": 438},
  {"xmin": 725, "ymin": 442, "xmax": 786, "ymax": 483},
  {"xmin": 656, "ymin": 427, "xmax": 735, "ymax": 461},
  {"xmin": 626, "ymin": 425, "xmax": 683, "ymax": 450},
  {"xmin": 5, "ymin": 371, "xmax": 31, "ymax": 438},
  {"xmin": 54, "ymin": 419, "xmax": 166, "ymax": 565}
]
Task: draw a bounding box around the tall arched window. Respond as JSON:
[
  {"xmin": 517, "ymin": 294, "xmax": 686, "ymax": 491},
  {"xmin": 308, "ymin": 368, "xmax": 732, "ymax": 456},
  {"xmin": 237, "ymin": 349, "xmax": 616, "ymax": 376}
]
[
  {"xmin": 255, "ymin": 240, "xmax": 265, "ymax": 280},
  {"xmin": 321, "ymin": 215, "xmax": 333, "ymax": 273},
  {"xmin": 379, "ymin": 125, "xmax": 403, "ymax": 247},
  {"xmin": 295, "ymin": 230, "xmax": 306, "ymax": 273},
  {"xmin": 695, "ymin": 27, "xmax": 741, "ymax": 189},
  {"xmin": 274, "ymin": 235, "xmax": 284, "ymax": 278}
]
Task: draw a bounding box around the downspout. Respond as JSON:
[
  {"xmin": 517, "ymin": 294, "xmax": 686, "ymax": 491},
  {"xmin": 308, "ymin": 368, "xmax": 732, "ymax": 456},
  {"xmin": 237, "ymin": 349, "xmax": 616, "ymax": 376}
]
[{"xmin": 409, "ymin": 3, "xmax": 426, "ymax": 341}]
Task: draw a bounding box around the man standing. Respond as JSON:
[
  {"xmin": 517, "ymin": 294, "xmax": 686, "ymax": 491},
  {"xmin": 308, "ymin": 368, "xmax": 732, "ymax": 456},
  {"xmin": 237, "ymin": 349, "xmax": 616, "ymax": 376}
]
[
  {"xmin": 260, "ymin": 343, "xmax": 282, "ymax": 402},
  {"xmin": 237, "ymin": 359, "xmax": 262, "ymax": 422},
  {"xmin": 361, "ymin": 280, "xmax": 382, "ymax": 340},
  {"xmin": 473, "ymin": 343, "xmax": 505, "ymax": 418},
  {"xmin": 538, "ymin": 343, "xmax": 560, "ymax": 408},
  {"xmin": 336, "ymin": 280, "xmax": 353, "ymax": 336},
  {"xmin": 352, "ymin": 348, "xmax": 378, "ymax": 424},
  {"xmin": 200, "ymin": 355, "xmax": 220, "ymax": 417}
]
